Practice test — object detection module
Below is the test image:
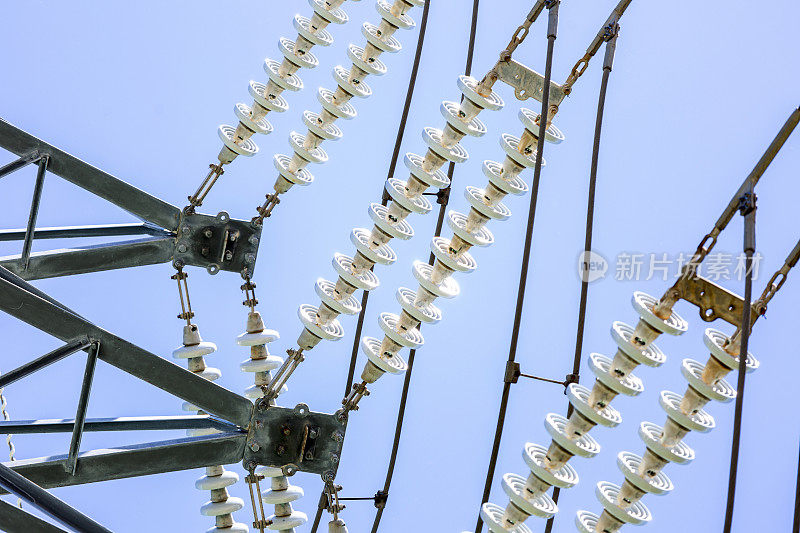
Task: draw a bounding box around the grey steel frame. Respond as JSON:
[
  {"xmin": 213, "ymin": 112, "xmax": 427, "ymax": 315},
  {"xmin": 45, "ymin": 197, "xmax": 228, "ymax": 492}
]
[
  {"xmin": 0, "ymin": 120, "xmax": 265, "ymax": 530},
  {"xmin": 0, "ymin": 118, "xmax": 261, "ymax": 280}
]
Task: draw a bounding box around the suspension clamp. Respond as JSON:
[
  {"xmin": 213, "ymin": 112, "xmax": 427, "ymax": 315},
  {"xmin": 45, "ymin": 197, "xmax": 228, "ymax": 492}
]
[{"xmin": 737, "ymin": 192, "xmax": 757, "ymax": 216}]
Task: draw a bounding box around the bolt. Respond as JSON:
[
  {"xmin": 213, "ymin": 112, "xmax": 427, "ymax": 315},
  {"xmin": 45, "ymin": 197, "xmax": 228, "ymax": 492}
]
[
  {"xmin": 308, "ymin": 428, "xmax": 319, "ymax": 439},
  {"xmin": 255, "ymin": 420, "xmax": 263, "ymax": 428},
  {"xmin": 203, "ymin": 229, "xmax": 213, "ymax": 238},
  {"xmin": 331, "ymin": 431, "xmax": 344, "ymax": 443},
  {"xmin": 281, "ymin": 425, "xmax": 291, "ymax": 436},
  {"xmin": 249, "ymin": 235, "xmax": 259, "ymax": 246},
  {"xmin": 249, "ymin": 442, "xmax": 260, "ymax": 452},
  {"xmin": 224, "ymin": 250, "xmax": 233, "ymax": 261},
  {"xmin": 276, "ymin": 445, "xmax": 286, "ymax": 456},
  {"xmin": 305, "ymin": 451, "xmax": 314, "ymax": 460},
  {"xmin": 177, "ymin": 243, "xmax": 188, "ymax": 253},
  {"xmin": 330, "ymin": 453, "xmax": 339, "ymax": 464},
  {"xmin": 181, "ymin": 224, "xmax": 191, "ymax": 233},
  {"xmin": 245, "ymin": 253, "xmax": 256, "ymax": 264}
]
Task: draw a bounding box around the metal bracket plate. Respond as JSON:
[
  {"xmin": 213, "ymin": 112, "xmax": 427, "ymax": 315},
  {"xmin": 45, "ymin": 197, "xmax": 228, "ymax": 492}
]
[
  {"xmin": 243, "ymin": 404, "xmax": 346, "ymax": 478},
  {"xmin": 175, "ymin": 211, "xmax": 261, "ymax": 275},
  {"xmin": 497, "ymin": 59, "xmax": 567, "ymax": 105},
  {"xmin": 675, "ymin": 275, "xmax": 758, "ymax": 327}
]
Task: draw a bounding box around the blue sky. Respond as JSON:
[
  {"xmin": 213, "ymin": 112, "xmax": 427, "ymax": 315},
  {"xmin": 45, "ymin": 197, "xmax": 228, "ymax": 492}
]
[{"xmin": 1, "ymin": 1, "xmax": 799, "ymax": 532}]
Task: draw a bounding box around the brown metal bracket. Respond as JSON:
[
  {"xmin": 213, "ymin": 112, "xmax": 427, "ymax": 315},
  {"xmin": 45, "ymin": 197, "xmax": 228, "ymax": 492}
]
[
  {"xmin": 674, "ymin": 274, "xmax": 759, "ymax": 327},
  {"xmin": 496, "ymin": 59, "xmax": 567, "ymax": 105}
]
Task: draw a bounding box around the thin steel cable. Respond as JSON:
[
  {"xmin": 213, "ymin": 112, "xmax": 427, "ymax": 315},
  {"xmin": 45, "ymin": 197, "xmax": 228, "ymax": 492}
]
[
  {"xmin": 309, "ymin": 1, "xmax": 433, "ymax": 530},
  {"xmin": 794, "ymin": 439, "xmax": 800, "ymax": 533},
  {"xmin": 722, "ymin": 182, "xmax": 756, "ymax": 533},
  {"xmin": 475, "ymin": 5, "xmax": 558, "ymax": 531},
  {"xmin": 544, "ymin": 27, "xmax": 617, "ymax": 533},
  {"xmin": 369, "ymin": 1, "xmax": 483, "ymax": 531}
]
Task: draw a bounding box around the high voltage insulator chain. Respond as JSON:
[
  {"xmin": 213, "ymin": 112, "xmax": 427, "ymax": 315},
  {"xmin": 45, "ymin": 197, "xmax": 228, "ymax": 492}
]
[
  {"xmin": 485, "ymin": 107, "xmax": 800, "ymax": 533},
  {"xmin": 252, "ymin": 0, "xmax": 426, "ymax": 224},
  {"xmin": 184, "ymin": 0, "xmax": 365, "ymax": 213},
  {"xmin": 170, "ymin": 268, "xmax": 249, "ymax": 532},
  {"xmin": 265, "ymin": 72, "xmax": 504, "ymax": 401}
]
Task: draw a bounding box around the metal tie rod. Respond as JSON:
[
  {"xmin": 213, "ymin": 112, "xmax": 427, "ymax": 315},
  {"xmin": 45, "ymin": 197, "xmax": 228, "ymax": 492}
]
[
  {"xmin": 0, "ymin": 462, "xmax": 112, "ymax": 533},
  {"xmin": 0, "ymin": 337, "xmax": 92, "ymax": 388}
]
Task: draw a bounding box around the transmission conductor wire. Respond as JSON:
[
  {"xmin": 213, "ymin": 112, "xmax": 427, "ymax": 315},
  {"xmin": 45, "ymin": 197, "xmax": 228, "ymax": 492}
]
[
  {"xmin": 475, "ymin": 3, "xmax": 559, "ymax": 531},
  {"xmin": 544, "ymin": 24, "xmax": 618, "ymax": 533}
]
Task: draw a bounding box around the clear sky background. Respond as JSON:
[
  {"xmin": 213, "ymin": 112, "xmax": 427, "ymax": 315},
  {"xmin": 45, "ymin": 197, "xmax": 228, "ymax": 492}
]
[{"xmin": 1, "ymin": 1, "xmax": 799, "ymax": 532}]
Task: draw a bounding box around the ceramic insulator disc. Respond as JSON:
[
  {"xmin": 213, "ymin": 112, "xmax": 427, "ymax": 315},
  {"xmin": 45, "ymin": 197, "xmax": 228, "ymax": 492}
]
[
  {"xmin": 315, "ymin": 278, "xmax": 362, "ymax": 315},
  {"xmin": 298, "ymin": 304, "xmax": 344, "ymax": 341},
  {"xmin": 522, "ymin": 442, "xmax": 579, "ymax": 489},
  {"xmin": 659, "ymin": 390, "xmax": 715, "ymax": 433},
  {"xmin": 368, "ymin": 202, "xmax": 414, "ymax": 240},
  {"xmin": 249, "ymin": 81, "xmax": 289, "ymax": 113},
  {"xmin": 378, "ymin": 312, "xmax": 424, "ymax": 348},
  {"xmin": 413, "ymin": 260, "xmax": 460, "ymax": 298},
  {"xmin": 361, "ymin": 336, "xmax": 407, "ymax": 374},
  {"xmin": 703, "ymin": 328, "xmax": 760, "ymax": 372},
  {"xmin": 544, "ymin": 413, "xmax": 601, "ymax": 458},
  {"xmin": 362, "ymin": 22, "xmax": 402, "ymax": 53},
  {"xmin": 293, "ymin": 14, "xmax": 334, "ymax": 46},
  {"xmin": 385, "ymin": 178, "xmax": 432, "ymax": 214},
  {"xmin": 350, "ymin": 228, "xmax": 397, "ymax": 265},
  {"xmin": 500, "ymin": 133, "xmax": 542, "ymax": 169},
  {"xmin": 502, "ymin": 473, "xmax": 558, "ymax": 518},
  {"xmin": 430, "ymin": 236, "xmax": 478, "ymax": 273},
  {"xmin": 638, "ymin": 421, "xmax": 695, "ymax": 464},
  {"xmin": 447, "ymin": 210, "xmax": 494, "ymax": 247},
  {"xmin": 422, "ymin": 127, "xmax": 469, "ymax": 163},
  {"xmin": 457, "ymin": 75, "xmax": 504, "ymax": 111},
  {"xmin": 279, "ymin": 37, "xmax": 320, "ymax": 70},
  {"xmin": 264, "ymin": 58, "xmax": 303, "ymax": 92},
  {"xmin": 396, "ymin": 287, "xmax": 442, "ymax": 324},
  {"xmin": 376, "ymin": 0, "xmax": 415, "ymax": 29},
  {"xmin": 595, "ymin": 481, "xmax": 652, "ymax": 525},
  {"xmin": 616, "ymin": 451, "xmax": 673, "ymax": 495},
  {"xmin": 588, "ymin": 353, "xmax": 644, "ymax": 397},
  {"xmin": 309, "ymin": 0, "xmax": 348, "ymax": 24},
  {"xmin": 566, "ymin": 383, "xmax": 623, "ymax": 428},
  {"xmin": 440, "ymin": 101, "xmax": 487, "ymax": 137},
  {"xmin": 482, "ymin": 160, "xmax": 528, "ymax": 196},
  {"xmin": 317, "ymin": 87, "xmax": 357, "ymax": 120},
  {"xmin": 404, "ymin": 152, "xmax": 450, "ymax": 189},
  {"xmin": 518, "ymin": 108, "xmax": 565, "ymax": 144},
  {"xmin": 347, "ymin": 43, "xmax": 387, "ymax": 76},
  {"xmin": 681, "ymin": 358, "xmax": 736, "ymax": 403},
  {"xmin": 610, "ymin": 321, "xmax": 666, "ymax": 367},
  {"xmin": 274, "ymin": 154, "xmax": 314, "ymax": 186},
  {"xmin": 234, "ymin": 102, "xmax": 273, "ymax": 135},
  {"xmin": 218, "ymin": 125, "xmax": 258, "ymax": 156},
  {"xmin": 302, "ymin": 110, "xmax": 343, "ymax": 141},
  {"xmin": 288, "ymin": 131, "xmax": 328, "ymax": 164},
  {"xmin": 479, "ymin": 502, "xmax": 533, "ymax": 533},
  {"xmin": 465, "ymin": 185, "xmax": 512, "ymax": 220},
  {"xmin": 631, "ymin": 291, "xmax": 688, "ymax": 336},
  {"xmin": 332, "ymin": 65, "xmax": 372, "ymax": 98},
  {"xmin": 332, "ymin": 252, "xmax": 380, "ymax": 291}
]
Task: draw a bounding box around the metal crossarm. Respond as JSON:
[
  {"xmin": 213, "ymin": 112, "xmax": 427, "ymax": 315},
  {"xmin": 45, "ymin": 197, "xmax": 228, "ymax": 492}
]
[
  {"xmin": 0, "ymin": 236, "xmax": 176, "ymax": 280},
  {"xmin": 1, "ymin": 433, "xmax": 247, "ymax": 491},
  {"xmin": 0, "ymin": 498, "xmax": 68, "ymax": 533},
  {"xmin": 0, "ymin": 274, "xmax": 254, "ymax": 427},
  {"xmin": 0, "ymin": 119, "xmax": 263, "ymax": 278},
  {"xmin": 0, "ymin": 415, "xmax": 239, "ymax": 434},
  {"xmin": 0, "ymin": 118, "xmax": 180, "ymax": 229}
]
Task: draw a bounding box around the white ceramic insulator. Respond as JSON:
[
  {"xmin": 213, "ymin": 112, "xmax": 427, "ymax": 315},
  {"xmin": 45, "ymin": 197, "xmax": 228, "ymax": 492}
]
[
  {"xmin": 594, "ymin": 481, "xmax": 652, "ymax": 526},
  {"xmin": 480, "ymin": 502, "xmax": 533, "ymax": 533}
]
